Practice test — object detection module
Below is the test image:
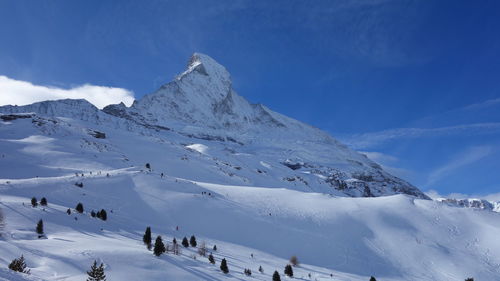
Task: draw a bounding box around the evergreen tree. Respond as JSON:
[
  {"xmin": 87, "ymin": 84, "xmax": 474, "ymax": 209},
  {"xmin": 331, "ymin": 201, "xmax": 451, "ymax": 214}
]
[
  {"xmin": 284, "ymin": 264, "xmax": 293, "ymax": 277},
  {"xmin": 31, "ymin": 197, "xmax": 37, "ymax": 207},
  {"xmin": 40, "ymin": 197, "xmax": 47, "ymax": 206},
  {"xmin": 66, "ymin": 208, "xmax": 71, "ymax": 215},
  {"xmin": 244, "ymin": 268, "xmax": 252, "ymax": 276},
  {"xmin": 172, "ymin": 237, "xmax": 177, "ymax": 245},
  {"xmin": 145, "ymin": 163, "xmax": 151, "ymax": 170},
  {"xmin": 465, "ymin": 279, "xmax": 474, "ymax": 281},
  {"xmin": 213, "ymin": 245, "xmax": 217, "ymax": 251},
  {"xmin": 91, "ymin": 210, "xmax": 96, "ymax": 217},
  {"xmin": 182, "ymin": 236, "xmax": 189, "ymax": 247},
  {"xmin": 143, "ymin": 227, "xmax": 152, "ymax": 248},
  {"xmin": 190, "ymin": 235, "xmax": 197, "ymax": 247},
  {"xmin": 153, "ymin": 236, "xmax": 166, "ymax": 256},
  {"xmin": 36, "ymin": 219, "xmax": 44, "ymax": 235},
  {"xmin": 99, "ymin": 209, "xmax": 107, "ymax": 221},
  {"xmin": 86, "ymin": 260, "xmax": 106, "ymax": 281},
  {"xmin": 220, "ymin": 258, "xmax": 229, "ymax": 274},
  {"xmin": 273, "ymin": 270, "xmax": 281, "ymax": 281},
  {"xmin": 258, "ymin": 265, "xmax": 263, "ymax": 273},
  {"xmin": 8, "ymin": 255, "xmax": 30, "ymax": 274},
  {"xmin": 76, "ymin": 203, "xmax": 84, "ymax": 213},
  {"xmin": 208, "ymin": 253, "xmax": 215, "ymax": 264},
  {"xmin": 369, "ymin": 277, "xmax": 377, "ymax": 281}
]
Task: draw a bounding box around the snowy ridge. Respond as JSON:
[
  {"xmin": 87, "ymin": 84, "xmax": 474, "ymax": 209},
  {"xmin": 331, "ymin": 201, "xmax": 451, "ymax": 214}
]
[{"xmin": 436, "ymin": 197, "xmax": 500, "ymax": 212}]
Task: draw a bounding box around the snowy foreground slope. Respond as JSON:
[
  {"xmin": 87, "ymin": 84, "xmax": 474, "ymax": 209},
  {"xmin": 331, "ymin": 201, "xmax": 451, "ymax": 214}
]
[{"xmin": 0, "ymin": 54, "xmax": 500, "ymax": 280}]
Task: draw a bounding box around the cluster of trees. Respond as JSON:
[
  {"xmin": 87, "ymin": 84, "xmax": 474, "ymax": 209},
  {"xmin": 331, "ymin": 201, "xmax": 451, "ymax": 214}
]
[
  {"xmin": 31, "ymin": 202, "xmax": 108, "ymax": 237},
  {"xmin": 143, "ymin": 227, "xmax": 233, "ymax": 275},
  {"xmin": 66, "ymin": 203, "xmax": 107, "ymax": 221},
  {"xmin": 244, "ymin": 268, "xmax": 252, "ymax": 276},
  {"xmin": 30, "ymin": 197, "xmax": 48, "ymax": 207},
  {"xmin": 9, "ymin": 256, "xmax": 106, "ymax": 281},
  {"xmin": 90, "ymin": 209, "xmax": 108, "ymax": 221},
  {"xmin": 7, "ymin": 249, "xmax": 476, "ymax": 281}
]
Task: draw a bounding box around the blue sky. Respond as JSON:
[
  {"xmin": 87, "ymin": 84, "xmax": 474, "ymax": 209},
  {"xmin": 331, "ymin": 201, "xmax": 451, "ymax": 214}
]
[{"xmin": 1, "ymin": 0, "xmax": 499, "ymax": 197}]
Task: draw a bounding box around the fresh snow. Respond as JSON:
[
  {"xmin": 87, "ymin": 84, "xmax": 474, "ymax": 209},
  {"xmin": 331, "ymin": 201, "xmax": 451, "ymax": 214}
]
[{"xmin": 0, "ymin": 53, "xmax": 499, "ymax": 280}]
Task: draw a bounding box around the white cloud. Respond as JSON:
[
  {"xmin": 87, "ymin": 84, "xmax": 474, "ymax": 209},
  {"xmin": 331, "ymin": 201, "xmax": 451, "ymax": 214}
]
[
  {"xmin": 0, "ymin": 76, "xmax": 135, "ymax": 109},
  {"xmin": 461, "ymin": 97, "xmax": 500, "ymax": 111},
  {"xmin": 342, "ymin": 123, "xmax": 500, "ymax": 149},
  {"xmin": 426, "ymin": 146, "xmax": 494, "ymax": 186}
]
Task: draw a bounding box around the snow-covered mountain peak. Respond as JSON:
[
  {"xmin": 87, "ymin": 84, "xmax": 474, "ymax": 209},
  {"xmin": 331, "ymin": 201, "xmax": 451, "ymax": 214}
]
[
  {"xmin": 1, "ymin": 53, "xmax": 430, "ymax": 200},
  {"xmin": 179, "ymin": 53, "xmax": 231, "ymax": 80},
  {"xmin": 174, "ymin": 52, "xmax": 232, "ymax": 101}
]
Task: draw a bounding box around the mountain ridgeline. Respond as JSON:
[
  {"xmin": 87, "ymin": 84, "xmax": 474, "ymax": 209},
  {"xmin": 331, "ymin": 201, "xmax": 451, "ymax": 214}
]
[{"xmin": 0, "ymin": 53, "xmax": 429, "ymax": 199}]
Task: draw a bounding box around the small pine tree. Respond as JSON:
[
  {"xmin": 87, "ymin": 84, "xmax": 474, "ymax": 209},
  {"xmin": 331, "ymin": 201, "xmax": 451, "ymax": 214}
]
[
  {"xmin": 91, "ymin": 210, "xmax": 96, "ymax": 217},
  {"xmin": 172, "ymin": 237, "xmax": 177, "ymax": 245},
  {"xmin": 258, "ymin": 265, "xmax": 263, "ymax": 273},
  {"xmin": 220, "ymin": 258, "xmax": 229, "ymax": 274},
  {"xmin": 465, "ymin": 279, "xmax": 474, "ymax": 281},
  {"xmin": 273, "ymin": 270, "xmax": 281, "ymax": 281},
  {"xmin": 190, "ymin": 235, "xmax": 197, "ymax": 247},
  {"xmin": 8, "ymin": 255, "xmax": 30, "ymax": 274},
  {"xmin": 284, "ymin": 264, "xmax": 293, "ymax": 277},
  {"xmin": 208, "ymin": 253, "xmax": 215, "ymax": 264},
  {"xmin": 244, "ymin": 268, "xmax": 252, "ymax": 276},
  {"xmin": 36, "ymin": 219, "xmax": 44, "ymax": 235},
  {"xmin": 99, "ymin": 209, "xmax": 107, "ymax": 221},
  {"xmin": 40, "ymin": 197, "xmax": 47, "ymax": 206},
  {"xmin": 31, "ymin": 197, "xmax": 37, "ymax": 207},
  {"xmin": 143, "ymin": 227, "xmax": 152, "ymax": 249},
  {"xmin": 76, "ymin": 203, "xmax": 84, "ymax": 213},
  {"xmin": 153, "ymin": 236, "xmax": 166, "ymax": 256},
  {"xmin": 182, "ymin": 236, "xmax": 189, "ymax": 247},
  {"xmin": 86, "ymin": 260, "xmax": 106, "ymax": 281},
  {"xmin": 370, "ymin": 277, "xmax": 377, "ymax": 281},
  {"xmin": 213, "ymin": 244, "xmax": 217, "ymax": 251},
  {"xmin": 145, "ymin": 163, "xmax": 151, "ymax": 170}
]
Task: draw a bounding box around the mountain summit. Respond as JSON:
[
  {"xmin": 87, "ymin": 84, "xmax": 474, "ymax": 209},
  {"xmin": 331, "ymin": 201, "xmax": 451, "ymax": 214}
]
[{"xmin": 1, "ymin": 53, "xmax": 429, "ymax": 199}]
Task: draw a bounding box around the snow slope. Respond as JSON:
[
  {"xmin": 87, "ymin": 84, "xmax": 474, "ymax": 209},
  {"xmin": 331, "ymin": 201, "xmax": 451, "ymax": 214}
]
[
  {"xmin": 0, "ymin": 53, "xmax": 498, "ymax": 280},
  {"xmin": 0, "ymin": 106, "xmax": 500, "ymax": 280}
]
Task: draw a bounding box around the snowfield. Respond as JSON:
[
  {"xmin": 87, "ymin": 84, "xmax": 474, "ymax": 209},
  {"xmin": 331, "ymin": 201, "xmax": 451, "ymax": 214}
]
[{"xmin": 1, "ymin": 53, "xmax": 500, "ymax": 280}]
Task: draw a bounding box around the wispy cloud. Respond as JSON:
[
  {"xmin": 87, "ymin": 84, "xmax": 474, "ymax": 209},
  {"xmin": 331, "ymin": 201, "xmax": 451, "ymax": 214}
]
[
  {"xmin": 342, "ymin": 123, "xmax": 500, "ymax": 149},
  {"xmin": 461, "ymin": 97, "xmax": 500, "ymax": 111},
  {"xmin": 426, "ymin": 146, "xmax": 494, "ymax": 186},
  {"xmin": 360, "ymin": 151, "xmax": 414, "ymax": 179},
  {"xmin": 0, "ymin": 76, "xmax": 135, "ymax": 109},
  {"xmin": 360, "ymin": 151, "xmax": 398, "ymax": 163}
]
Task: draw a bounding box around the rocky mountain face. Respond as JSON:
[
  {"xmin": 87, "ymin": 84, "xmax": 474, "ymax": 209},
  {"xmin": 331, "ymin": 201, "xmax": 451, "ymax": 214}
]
[
  {"xmin": 0, "ymin": 53, "xmax": 429, "ymax": 199},
  {"xmin": 437, "ymin": 198, "xmax": 500, "ymax": 212}
]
